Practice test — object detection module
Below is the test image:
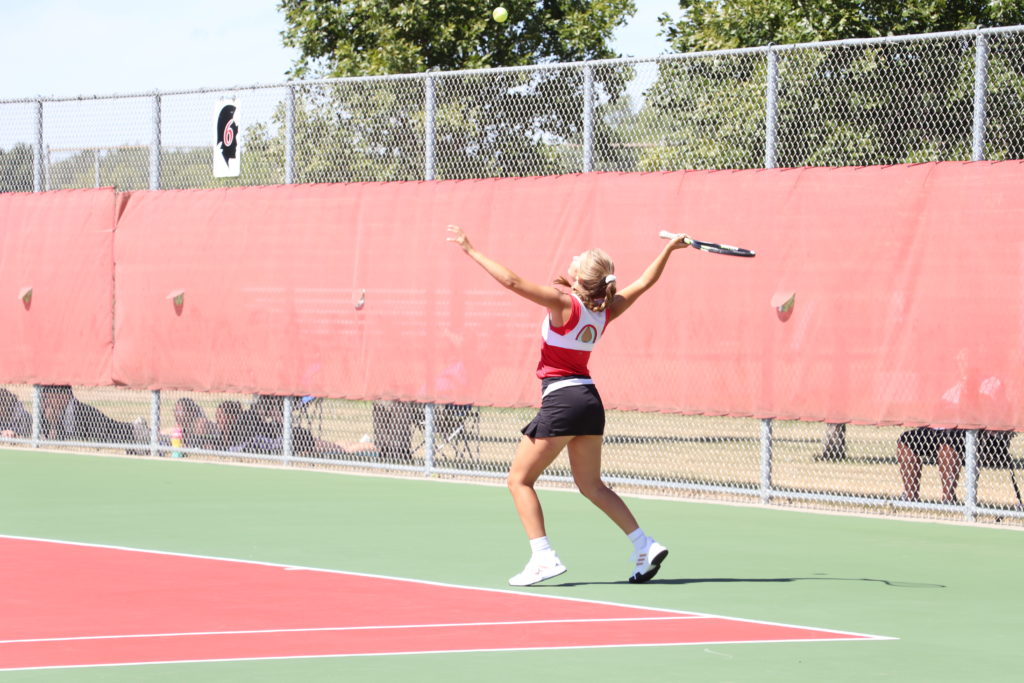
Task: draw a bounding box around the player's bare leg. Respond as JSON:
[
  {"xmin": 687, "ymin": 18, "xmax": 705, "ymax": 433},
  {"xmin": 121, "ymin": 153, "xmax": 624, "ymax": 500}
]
[
  {"xmin": 508, "ymin": 435, "xmax": 572, "ymax": 538},
  {"xmin": 567, "ymin": 435, "xmax": 668, "ymax": 583},
  {"xmin": 507, "ymin": 435, "xmax": 572, "ymax": 586},
  {"xmin": 567, "ymin": 435, "xmax": 637, "ymax": 532}
]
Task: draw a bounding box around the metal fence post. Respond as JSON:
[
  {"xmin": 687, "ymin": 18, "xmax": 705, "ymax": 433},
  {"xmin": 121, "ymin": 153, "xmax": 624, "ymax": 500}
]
[
  {"xmin": 424, "ymin": 73, "xmax": 437, "ymax": 181},
  {"xmin": 764, "ymin": 45, "xmax": 779, "ymax": 169},
  {"xmin": 285, "ymin": 85, "xmax": 296, "ymax": 184},
  {"xmin": 972, "ymin": 30, "xmax": 990, "ymax": 162},
  {"xmin": 582, "ymin": 63, "xmax": 594, "ymax": 173},
  {"xmin": 149, "ymin": 390, "xmax": 161, "ymax": 457},
  {"xmin": 964, "ymin": 429, "xmax": 979, "ymax": 520},
  {"xmin": 423, "ymin": 403, "xmax": 436, "ymax": 475},
  {"xmin": 30, "ymin": 385, "xmax": 41, "ymax": 448},
  {"xmin": 420, "ymin": 74, "xmax": 439, "ymax": 468},
  {"xmin": 150, "ymin": 93, "xmax": 162, "ymax": 190},
  {"xmin": 33, "ymin": 100, "xmax": 44, "ymax": 192},
  {"xmin": 760, "ymin": 418, "xmax": 773, "ymax": 503},
  {"xmin": 283, "ymin": 396, "xmax": 294, "ymax": 463}
]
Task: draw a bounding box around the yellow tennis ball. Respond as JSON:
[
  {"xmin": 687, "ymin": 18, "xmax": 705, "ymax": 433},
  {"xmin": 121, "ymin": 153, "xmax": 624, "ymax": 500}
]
[{"xmin": 492, "ymin": 6, "xmax": 508, "ymax": 23}]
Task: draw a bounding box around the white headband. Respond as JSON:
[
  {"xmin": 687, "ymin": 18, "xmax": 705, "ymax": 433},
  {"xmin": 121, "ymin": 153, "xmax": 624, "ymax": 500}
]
[{"xmin": 605, "ymin": 274, "xmax": 617, "ymax": 284}]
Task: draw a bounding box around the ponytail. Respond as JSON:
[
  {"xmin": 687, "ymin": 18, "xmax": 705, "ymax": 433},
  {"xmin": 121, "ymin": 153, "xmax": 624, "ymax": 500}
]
[
  {"xmin": 596, "ymin": 279, "xmax": 617, "ymax": 312},
  {"xmin": 554, "ymin": 264, "xmax": 616, "ymax": 313}
]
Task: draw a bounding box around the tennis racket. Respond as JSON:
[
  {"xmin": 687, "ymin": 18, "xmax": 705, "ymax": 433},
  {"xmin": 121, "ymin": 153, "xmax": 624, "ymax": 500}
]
[{"xmin": 659, "ymin": 230, "xmax": 756, "ymax": 257}]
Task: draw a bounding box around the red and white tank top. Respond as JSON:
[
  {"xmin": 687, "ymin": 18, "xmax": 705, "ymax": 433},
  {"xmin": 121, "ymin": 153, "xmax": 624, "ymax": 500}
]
[{"xmin": 536, "ymin": 294, "xmax": 609, "ymax": 379}]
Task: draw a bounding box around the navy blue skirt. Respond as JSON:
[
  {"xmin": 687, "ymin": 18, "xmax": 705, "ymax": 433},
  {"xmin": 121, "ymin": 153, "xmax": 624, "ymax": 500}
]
[{"xmin": 521, "ymin": 377, "xmax": 605, "ymax": 438}]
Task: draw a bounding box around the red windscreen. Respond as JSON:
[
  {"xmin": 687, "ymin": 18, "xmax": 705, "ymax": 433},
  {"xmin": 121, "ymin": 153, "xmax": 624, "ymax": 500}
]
[
  {"xmin": 0, "ymin": 188, "xmax": 115, "ymax": 386},
  {"xmin": 107, "ymin": 163, "xmax": 1022, "ymax": 428}
]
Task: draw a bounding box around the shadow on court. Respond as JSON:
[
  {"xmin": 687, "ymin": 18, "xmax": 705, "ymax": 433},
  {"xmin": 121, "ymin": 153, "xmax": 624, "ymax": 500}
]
[{"xmin": 546, "ymin": 575, "xmax": 945, "ymax": 589}]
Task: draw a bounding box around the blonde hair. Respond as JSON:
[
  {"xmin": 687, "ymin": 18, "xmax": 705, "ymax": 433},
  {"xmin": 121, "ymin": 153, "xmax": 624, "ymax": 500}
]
[{"xmin": 555, "ymin": 248, "xmax": 616, "ymax": 312}]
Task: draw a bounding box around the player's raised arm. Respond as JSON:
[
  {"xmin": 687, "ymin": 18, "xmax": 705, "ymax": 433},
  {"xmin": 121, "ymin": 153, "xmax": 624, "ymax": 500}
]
[
  {"xmin": 607, "ymin": 233, "xmax": 690, "ymax": 321},
  {"xmin": 447, "ymin": 224, "xmax": 569, "ymax": 312}
]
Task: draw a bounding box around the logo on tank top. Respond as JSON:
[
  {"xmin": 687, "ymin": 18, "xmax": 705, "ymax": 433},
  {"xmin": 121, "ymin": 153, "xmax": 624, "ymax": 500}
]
[{"xmin": 576, "ymin": 324, "xmax": 598, "ymax": 343}]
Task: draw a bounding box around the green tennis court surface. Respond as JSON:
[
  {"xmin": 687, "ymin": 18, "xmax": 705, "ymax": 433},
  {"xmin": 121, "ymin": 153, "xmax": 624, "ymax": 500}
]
[{"xmin": 1, "ymin": 448, "xmax": 1021, "ymax": 682}]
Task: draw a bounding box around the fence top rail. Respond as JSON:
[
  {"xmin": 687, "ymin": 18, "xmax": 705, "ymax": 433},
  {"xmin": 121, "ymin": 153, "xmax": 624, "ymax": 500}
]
[{"xmin": 2, "ymin": 24, "xmax": 1022, "ymax": 106}]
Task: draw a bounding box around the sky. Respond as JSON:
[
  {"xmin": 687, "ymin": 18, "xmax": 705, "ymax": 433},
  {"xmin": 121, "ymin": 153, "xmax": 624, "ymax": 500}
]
[{"xmin": 1, "ymin": 1, "xmax": 681, "ymax": 100}]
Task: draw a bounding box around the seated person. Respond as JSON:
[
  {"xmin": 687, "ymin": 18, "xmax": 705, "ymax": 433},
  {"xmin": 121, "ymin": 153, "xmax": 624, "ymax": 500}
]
[
  {"xmin": 173, "ymin": 397, "xmax": 219, "ymax": 450},
  {"xmin": 0, "ymin": 388, "xmax": 31, "ymax": 439},
  {"xmin": 241, "ymin": 394, "xmax": 290, "ymax": 454},
  {"xmin": 898, "ymin": 427, "xmax": 1014, "ymax": 503},
  {"xmin": 213, "ymin": 400, "xmax": 248, "ymax": 452},
  {"xmin": 371, "ymin": 400, "xmax": 421, "ymax": 462},
  {"xmin": 39, "ymin": 385, "xmax": 148, "ymax": 453},
  {"xmin": 243, "ymin": 394, "xmax": 373, "ymax": 457},
  {"xmin": 367, "ymin": 400, "xmax": 477, "ymax": 464}
]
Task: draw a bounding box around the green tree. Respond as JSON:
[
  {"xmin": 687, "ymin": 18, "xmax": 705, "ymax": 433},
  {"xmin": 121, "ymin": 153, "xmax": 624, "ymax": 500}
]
[
  {"xmin": 47, "ymin": 147, "xmax": 149, "ymax": 191},
  {"xmin": 277, "ymin": 0, "xmax": 637, "ymax": 181},
  {"xmin": 158, "ymin": 122, "xmax": 288, "ymax": 190},
  {"xmin": 660, "ymin": 1, "xmax": 1024, "ymax": 51},
  {"xmin": 42, "ymin": 128, "xmax": 288, "ymax": 192},
  {"xmin": 281, "ymin": 0, "xmax": 635, "ymax": 76},
  {"xmin": 0, "ymin": 144, "xmax": 34, "ymax": 193},
  {"xmin": 627, "ymin": 0, "xmax": 1024, "ymax": 169}
]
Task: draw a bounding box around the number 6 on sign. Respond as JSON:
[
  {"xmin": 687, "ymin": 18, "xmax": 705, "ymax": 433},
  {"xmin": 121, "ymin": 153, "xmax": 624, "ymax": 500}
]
[
  {"xmin": 659, "ymin": 230, "xmax": 756, "ymax": 257},
  {"xmin": 213, "ymin": 99, "xmax": 241, "ymax": 178}
]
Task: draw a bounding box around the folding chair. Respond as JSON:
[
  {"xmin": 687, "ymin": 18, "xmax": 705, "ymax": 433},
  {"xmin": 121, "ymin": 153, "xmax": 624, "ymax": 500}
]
[
  {"xmin": 293, "ymin": 395, "xmax": 323, "ymax": 438},
  {"xmin": 413, "ymin": 403, "xmax": 480, "ymax": 464},
  {"xmin": 434, "ymin": 404, "xmax": 480, "ymax": 462}
]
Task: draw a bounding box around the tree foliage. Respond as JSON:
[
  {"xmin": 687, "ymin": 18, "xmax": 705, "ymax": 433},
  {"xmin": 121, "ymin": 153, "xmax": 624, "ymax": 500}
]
[
  {"xmin": 281, "ymin": 0, "xmax": 635, "ymax": 77},
  {"xmin": 275, "ymin": 0, "xmax": 637, "ymax": 181},
  {"xmin": 41, "ymin": 135, "xmax": 287, "ymax": 193},
  {"xmin": 661, "ymin": 0, "xmax": 1024, "ymax": 52},
  {"xmin": 625, "ymin": 0, "xmax": 1024, "ymax": 170},
  {"xmin": 0, "ymin": 145, "xmax": 33, "ymax": 192}
]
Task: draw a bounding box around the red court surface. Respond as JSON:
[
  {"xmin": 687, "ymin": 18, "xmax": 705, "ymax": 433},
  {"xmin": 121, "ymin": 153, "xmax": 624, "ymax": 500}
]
[{"xmin": 0, "ymin": 536, "xmax": 888, "ymax": 671}]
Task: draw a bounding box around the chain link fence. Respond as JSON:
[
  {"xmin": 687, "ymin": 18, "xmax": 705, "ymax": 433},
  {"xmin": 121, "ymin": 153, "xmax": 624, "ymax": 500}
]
[{"xmin": 3, "ymin": 26, "xmax": 1024, "ymax": 525}]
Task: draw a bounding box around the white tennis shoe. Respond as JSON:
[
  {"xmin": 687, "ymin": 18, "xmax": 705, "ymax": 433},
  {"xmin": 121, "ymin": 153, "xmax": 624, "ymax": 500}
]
[
  {"xmin": 508, "ymin": 552, "xmax": 567, "ymax": 586},
  {"xmin": 628, "ymin": 538, "xmax": 668, "ymax": 583}
]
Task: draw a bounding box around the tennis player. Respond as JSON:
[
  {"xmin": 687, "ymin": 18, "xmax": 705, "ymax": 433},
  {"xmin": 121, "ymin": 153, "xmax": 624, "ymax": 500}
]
[{"xmin": 447, "ymin": 224, "xmax": 690, "ymax": 586}]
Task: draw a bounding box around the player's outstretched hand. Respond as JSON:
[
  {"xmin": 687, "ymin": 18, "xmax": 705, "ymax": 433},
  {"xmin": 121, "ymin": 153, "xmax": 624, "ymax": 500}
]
[
  {"xmin": 447, "ymin": 224, "xmax": 474, "ymax": 253},
  {"xmin": 667, "ymin": 233, "xmax": 691, "ymax": 250}
]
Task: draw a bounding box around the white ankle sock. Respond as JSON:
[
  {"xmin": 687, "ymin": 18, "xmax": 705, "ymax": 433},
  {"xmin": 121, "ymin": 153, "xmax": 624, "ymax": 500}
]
[
  {"xmin": 529, "ymin": 536, "xmax": 553, "ymax": 555},
  {"xmin": 628, "ymin": 528, "xmax": 648, "ymax": 552}
]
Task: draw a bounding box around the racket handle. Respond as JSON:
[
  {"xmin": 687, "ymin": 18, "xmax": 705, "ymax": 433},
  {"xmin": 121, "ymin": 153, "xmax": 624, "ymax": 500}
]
[{"xmin": 659, "ymin": 230, "xmax": 692, "ymax": 245}]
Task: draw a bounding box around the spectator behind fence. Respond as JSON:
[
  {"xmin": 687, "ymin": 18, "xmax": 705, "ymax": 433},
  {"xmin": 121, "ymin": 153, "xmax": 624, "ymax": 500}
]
[
  {"xmin": 0, "ymin": 389, "xmax": 31, "ymax": 439},
  {"xmin": 173, "ymin": 398, "xmax": 219, "ymax": 450},
  {"xmin": 39, "ymin": 385, "xmax": 149, "ymax": 453},
  {"xmin": 897, "ymin": 350, "xmax": 1013, "ymax": 503},
  {"xmin": 214, "ymin": 400, "xmax": 248, "ymax": 452},
  {"xmin": 370, "ymin": 400, "xmax": 421, "ymax": 462},
  {"xmin": 897, "ymin": 427, "xmax": 1014, "ymax": 503},
  {"xmin": 245, "ymin": 394, "xmax": 374, "ymax": 457},
  {"xmin": 244, "ymin": 394, "xmax": 293, "ymax": 454}
]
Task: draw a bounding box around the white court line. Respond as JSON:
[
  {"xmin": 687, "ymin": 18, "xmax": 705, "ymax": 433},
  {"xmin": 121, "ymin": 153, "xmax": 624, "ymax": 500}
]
[
  {"xmin": 0, "ymin": 533, "xmax": 895, "ymax": 642},
  {"xmin": 0, "ymin": 616, "xmax": 707, "ymax": 645},
  {"xmin": 0, "ymin": 638, "xmax": 897, "ymax": 674}
]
